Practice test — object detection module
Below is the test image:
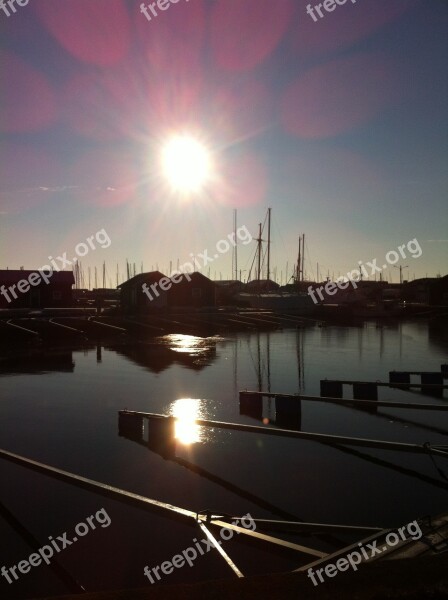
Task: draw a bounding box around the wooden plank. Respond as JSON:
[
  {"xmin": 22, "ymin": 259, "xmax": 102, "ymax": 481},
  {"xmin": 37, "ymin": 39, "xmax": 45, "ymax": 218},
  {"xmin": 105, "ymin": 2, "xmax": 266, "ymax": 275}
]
[
  {"xmin": 197, "ymin": 522, "xmax": 244, "ymax": 577},
  {"xmin": 121, "ymin": 411, "xmax": 448, "ymax": 457},
  {"xmin": 6, "ymin": 319, "xmax": 39, "ymax": 335},
  {"xmin": 296, "ymin": 512, "xmax": 448, "ymax": 572},
  {"xmin": 240, "ymin": 391, "xmax": 448, "ymax": 411},
  {"xmin": 323, "ymin": 379, "xmax": 448, "ymax": 389},
  {"xmin": 49, "ymin": 319, "xmax": 87, "ymax": 337},
  {"xmin": 0, "ymin": 448, "xmax": 327, "ymax": 563},
  {"xmin": 208, "ymin": 519, "xmax": 327, "ymax": 558},
  {"xmin": 0, "ymin": 448, "xmax": 195, "ymax": 522}
]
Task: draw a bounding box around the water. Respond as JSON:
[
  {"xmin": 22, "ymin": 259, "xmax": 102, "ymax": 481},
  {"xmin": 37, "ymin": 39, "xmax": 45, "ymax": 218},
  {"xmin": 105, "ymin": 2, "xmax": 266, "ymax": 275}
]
[{"xmin": 0, "ymin": 320, "xmax": 447, "ymax": 598}]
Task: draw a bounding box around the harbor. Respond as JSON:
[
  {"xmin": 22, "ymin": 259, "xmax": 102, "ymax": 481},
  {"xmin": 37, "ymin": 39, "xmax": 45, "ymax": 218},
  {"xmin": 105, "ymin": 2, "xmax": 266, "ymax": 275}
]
[
  {"xmin": 1, "ymin": 321, "xmax": 447, "ymax": 598},
  {"xmin": 1, "ymin": 0, "xmax": 447, "ymax": 598}
]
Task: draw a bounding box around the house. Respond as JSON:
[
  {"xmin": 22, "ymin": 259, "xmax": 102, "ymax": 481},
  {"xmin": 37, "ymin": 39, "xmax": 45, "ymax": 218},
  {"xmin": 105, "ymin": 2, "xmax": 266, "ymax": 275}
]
[
  {"xmin": 0, "ymin": 269, "xmax": 74, "ymax": 309},
  {"xmin": 214, "ymin": 280, "xmax": 245, "ymax": 305},
  {"xmin": 168, "ymin": 272, "xmax": 216, "ymax": 309},
  {"xmin": 119, "ymin": 271, "xmax": 217, "ymax": 313},
  {"xmin": 403, "ymin": 276, "xmax": 448, "ymax": 305},
  {"xmin": 118, "ymin": 271, "xmax": 168, "ymax": 314},
  {"xmin": 245, "ymin": 279, "xmax": 280, "ymax": 293}
]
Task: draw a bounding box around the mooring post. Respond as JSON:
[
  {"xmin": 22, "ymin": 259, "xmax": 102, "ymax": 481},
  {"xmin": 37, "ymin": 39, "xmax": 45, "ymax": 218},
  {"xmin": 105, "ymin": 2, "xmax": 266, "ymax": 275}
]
[
  {"xmin": 320, "ymin": 380, "xmax": 343, "ymax": 398},
  {"xmin": 275, "ymin": 395, "xmax": 301, "ymax": 430},
  {"xmin": 389, "ymin": 371, "xmax": 411, "ymax": 388},
  {"xmin": 239, "ymin": 391, "xmax": 263, "ymax": 420},
  {"xmin": 421, "ymin": 372, "xmax": 443, "ymax": 397}
]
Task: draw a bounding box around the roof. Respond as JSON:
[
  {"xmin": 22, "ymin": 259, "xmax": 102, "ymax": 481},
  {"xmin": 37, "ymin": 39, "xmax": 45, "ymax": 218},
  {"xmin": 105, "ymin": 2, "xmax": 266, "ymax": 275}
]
[
  {"xmin": 117, "ymin": 271, "xmax": 167, "ymax": 289},
  {"xmin": 245, "ymin": 279, "xmax": 280, "ymax": 290},
  {"xmin": 404, "ymin": 276, "xmax": 448, "ymax": 287},
  {"xmin": 118, "ymin": 271, "xmax": 215, "ymax": 290},
  {"xmin": 171, "ymin": 271, "xmax": 215, "ymax": 285},
  {"xmin": 214, "ymin": 280, "xmax": 244, "ymax": 287},
  {"xmin": 0, "ymin": 270, "xmax": 75, "ymax": 284}
]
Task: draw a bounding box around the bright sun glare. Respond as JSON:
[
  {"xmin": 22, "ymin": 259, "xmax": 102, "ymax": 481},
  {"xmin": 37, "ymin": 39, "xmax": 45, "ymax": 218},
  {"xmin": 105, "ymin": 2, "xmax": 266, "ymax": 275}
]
[
  {"xmin": 161, "ymin": 135, "xmax": 211, "ymax": 193},
  {"xmin": 170, "ymin": 398, "xmax": 202, "ymax": 445}
]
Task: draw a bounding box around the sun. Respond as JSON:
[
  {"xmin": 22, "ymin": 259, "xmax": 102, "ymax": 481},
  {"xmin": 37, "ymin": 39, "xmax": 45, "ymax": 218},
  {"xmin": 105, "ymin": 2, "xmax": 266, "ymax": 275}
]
[{"xmin": 161, "ymin": 135, "xmax": 211, "ymax": 193}]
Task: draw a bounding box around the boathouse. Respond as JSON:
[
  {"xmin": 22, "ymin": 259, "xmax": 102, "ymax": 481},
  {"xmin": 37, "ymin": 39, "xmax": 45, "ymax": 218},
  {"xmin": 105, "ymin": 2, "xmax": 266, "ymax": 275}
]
[
  {"xmin": 245, "ymin": 279, "xmax": 280, "ymax": 293},
  {"xmin": 403, "ymin": 276, "xmax": 448, "ymax": 305},
  {"xmin": 214, "ymin": 280, "xmax": 245, "ymax": 305},
  {"xmin": 168, "ymin": 272, "xmax": 216, "ymax": 309},
  {"xmin": 118, "ymin": 271, "xmax": 168, "ymax": 314},
  {"xmin": 0, "ymin": 269, "xmax": 74, "ymax": 309}
]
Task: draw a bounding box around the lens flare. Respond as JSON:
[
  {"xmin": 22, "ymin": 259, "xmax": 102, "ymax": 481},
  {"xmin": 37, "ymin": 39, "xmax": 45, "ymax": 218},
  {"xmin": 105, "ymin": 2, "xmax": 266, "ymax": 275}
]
[{"xmin": 161, "ymin": 135, "xmax": 211, "ymax": 193}]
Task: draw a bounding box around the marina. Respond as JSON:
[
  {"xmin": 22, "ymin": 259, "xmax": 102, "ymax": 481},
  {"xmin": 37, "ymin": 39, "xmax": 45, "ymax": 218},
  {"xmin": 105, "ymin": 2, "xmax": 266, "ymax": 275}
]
[
  {"xmin": 1, "ymin": 1, "xmax": 447, "ymax": 597},
  {"xmin": 0, "ymin": 320, "xmax": 447, "ymax": 598}
]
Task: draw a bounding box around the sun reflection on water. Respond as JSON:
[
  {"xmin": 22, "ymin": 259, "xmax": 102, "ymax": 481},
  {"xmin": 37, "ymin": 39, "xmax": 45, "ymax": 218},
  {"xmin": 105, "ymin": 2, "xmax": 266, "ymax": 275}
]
[
  {"xmin": 164, "ymin": 334, "xmax": 206, "ymax": 355},
  {"xmin": 169, "ymin": 398, "xmax": 205, "ymax": 445}
]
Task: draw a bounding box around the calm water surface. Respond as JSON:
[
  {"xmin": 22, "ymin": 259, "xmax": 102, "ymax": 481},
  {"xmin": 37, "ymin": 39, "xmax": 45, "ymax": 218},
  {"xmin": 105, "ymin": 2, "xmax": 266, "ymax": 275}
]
[{"xmin": 0, "ymin": 320, "xmax": 447, "ymax": 598}]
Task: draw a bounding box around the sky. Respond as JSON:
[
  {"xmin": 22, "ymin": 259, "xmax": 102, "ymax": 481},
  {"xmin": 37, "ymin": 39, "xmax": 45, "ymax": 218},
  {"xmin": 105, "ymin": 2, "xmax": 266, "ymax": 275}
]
[{"xmin": 0, "ymin": 0, "xmax": 447, "ymax": 286}]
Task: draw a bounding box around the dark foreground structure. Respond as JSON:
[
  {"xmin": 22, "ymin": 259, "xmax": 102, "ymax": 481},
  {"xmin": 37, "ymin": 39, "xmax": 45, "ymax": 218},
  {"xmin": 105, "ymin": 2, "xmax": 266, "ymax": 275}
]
[
  {"xmin": 0, "ymin": 270, "xmax": 74, "ymax": 309},
  {"xmin": 39, "ymin": 553, "xmax": 448, "ymax": 600}
]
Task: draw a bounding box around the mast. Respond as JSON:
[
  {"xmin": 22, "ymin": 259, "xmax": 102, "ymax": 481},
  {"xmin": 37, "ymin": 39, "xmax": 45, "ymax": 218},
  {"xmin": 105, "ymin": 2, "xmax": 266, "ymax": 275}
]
[
  {"xmin": 267, "ymin": 207, "xmax": 271, "ymax": 281},
  {"xmin": 302, "ymin": 234, "xmax": 305, "ymax": 282},
  {"xmin": 257, "ymin": 222, "xmax": 262, "ymax": 282},
  {"xmin": 233, "ymin": 209, "xmax": 238, "ymax": 281}
]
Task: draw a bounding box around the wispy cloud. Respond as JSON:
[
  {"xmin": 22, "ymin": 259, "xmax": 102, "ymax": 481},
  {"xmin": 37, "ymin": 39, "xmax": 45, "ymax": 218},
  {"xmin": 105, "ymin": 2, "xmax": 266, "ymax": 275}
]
[
  {"xmin": 1, "ymin": 184, "xmax": 117, "ymax": 195},
  {"xmin": 38, "ymin": 185, "xmax": 81, "ymax": 192}
]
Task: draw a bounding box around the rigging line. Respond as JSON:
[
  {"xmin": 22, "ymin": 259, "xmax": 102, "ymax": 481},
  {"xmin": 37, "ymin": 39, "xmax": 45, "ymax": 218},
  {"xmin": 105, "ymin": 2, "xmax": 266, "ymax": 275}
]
[
  {"xmin": 305, "ymin": 240, "xmax": 315, "ymax": 281},
  {"xmin": 261, "ymin": 209, "xmax": 268, "ymax": 234},
  {"xmin": 247, "ymin": 244, "xmax": 259, "ymax": 282},
  {"xmin": 270, "ymin": 209, "xmax": 285, "ymax": 250},
  {"xmin": 260, "ymin": 242, "xmax": 268, "ymax": 276}
]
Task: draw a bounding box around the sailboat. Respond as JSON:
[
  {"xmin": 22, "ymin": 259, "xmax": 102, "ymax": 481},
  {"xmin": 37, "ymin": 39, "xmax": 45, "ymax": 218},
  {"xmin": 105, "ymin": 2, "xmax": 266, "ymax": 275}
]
[{"xmin": 236, "ymin": 209, "xmax": 316, "ymax": 314}]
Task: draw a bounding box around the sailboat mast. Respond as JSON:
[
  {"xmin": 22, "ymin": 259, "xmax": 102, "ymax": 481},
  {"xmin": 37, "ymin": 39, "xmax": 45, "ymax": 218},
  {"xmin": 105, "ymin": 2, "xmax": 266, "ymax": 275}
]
[
  {"xmin": 233, "ymin": 209, "xmax": 238, "ymax": 281},
  {"xmin": 302, "ymin": 233, "xmax": 305, "ymax": 281},
  {"xmin": 267, "ymin": 207, "xmax": 271, "ymax": 281}
]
